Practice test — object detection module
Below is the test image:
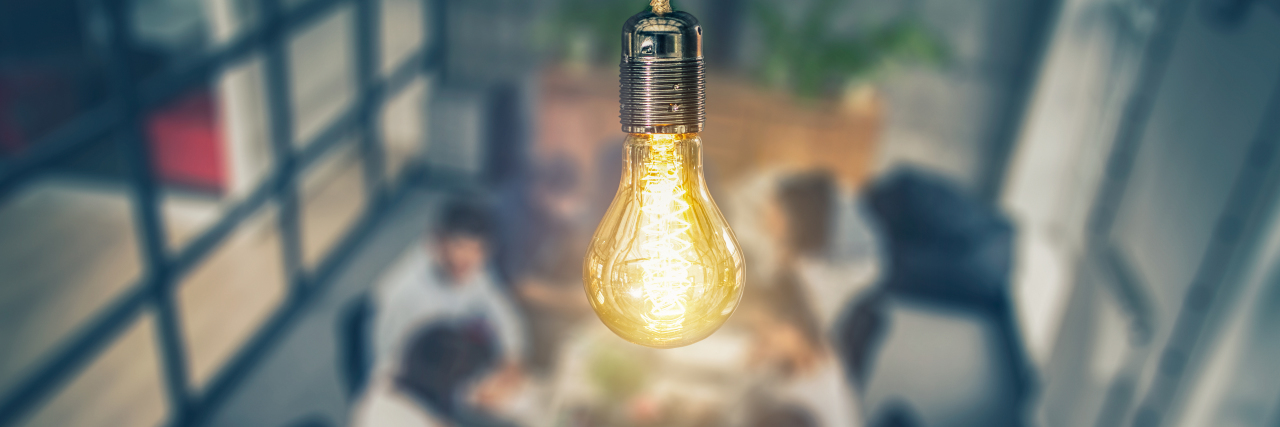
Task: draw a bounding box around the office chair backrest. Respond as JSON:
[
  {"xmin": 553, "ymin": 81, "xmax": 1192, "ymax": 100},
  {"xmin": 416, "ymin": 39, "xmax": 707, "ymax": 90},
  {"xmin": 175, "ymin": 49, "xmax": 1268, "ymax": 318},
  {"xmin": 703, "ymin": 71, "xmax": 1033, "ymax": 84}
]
[
  {"xmin": 864, "ymin": 167, "xmax": 1014, "ymax": 307},
  {"xmin": 337, "ymin": 293, "xmax": 375, "ymax": 398}
]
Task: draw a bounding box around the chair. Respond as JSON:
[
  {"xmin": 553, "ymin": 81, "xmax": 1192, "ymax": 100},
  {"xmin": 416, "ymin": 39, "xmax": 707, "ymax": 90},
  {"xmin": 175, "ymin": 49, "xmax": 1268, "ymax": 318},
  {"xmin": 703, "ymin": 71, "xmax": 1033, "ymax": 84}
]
[
  {"xmin": 337, "ymin": 292, "xmax": 375, "ymax": 398},
  {"xmin": 280, "ymin": 414, "xmax": 334, "ymax": 427},
  {"xmin": 869, "ymin": 400, "xmax": 925, "ymax": 427},
  {"xmin": 834, "ymin": 168, "xmax": 1035, "ymax": 427}
]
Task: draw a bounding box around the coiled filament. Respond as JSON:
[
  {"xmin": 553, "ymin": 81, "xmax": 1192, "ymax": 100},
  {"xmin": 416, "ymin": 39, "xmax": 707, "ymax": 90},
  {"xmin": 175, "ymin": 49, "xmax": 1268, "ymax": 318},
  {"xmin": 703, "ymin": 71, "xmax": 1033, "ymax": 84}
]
[{"xmin": 638, "ymin": 136, "xmax": 693, "ymax": 333}]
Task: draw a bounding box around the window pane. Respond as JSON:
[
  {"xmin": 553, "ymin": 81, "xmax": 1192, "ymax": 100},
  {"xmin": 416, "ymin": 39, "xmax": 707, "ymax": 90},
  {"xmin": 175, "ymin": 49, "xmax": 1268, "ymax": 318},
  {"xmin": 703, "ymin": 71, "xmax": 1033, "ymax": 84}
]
[
  {"xmin": 289, "ymin": 6, "xmax": 356, "ymax": 147},
  {"xmin": 379, "ymin": 0, "xmax": 424, "ymax": 76},
  {"xmin": 128, "ymin": 0, "xmax": 257, "ymax": 83},
  {"xmin": 381, "ymin": 76, "xmax": 429, "ymax": 181},
  {"xmin": 300, "ymin": 142, "xmax": 367, "ymax": 269},
  {"xmin": 19, "ymin": 313, "xmax": 169, "ymax": 427},
  {"xmin": 158, "ymin": 56, "xmax": 275, "ymax": 251},
  {"xmin": 0, "ymin": 177, "xmax": 144, "ymax": 398},
  {"xmin": 205, "ymin": 0, "xmax": 261, "ymax": 46},
  {"xmin": 176, "ymin": 204, "xmax": 287, "ymax": 389}
]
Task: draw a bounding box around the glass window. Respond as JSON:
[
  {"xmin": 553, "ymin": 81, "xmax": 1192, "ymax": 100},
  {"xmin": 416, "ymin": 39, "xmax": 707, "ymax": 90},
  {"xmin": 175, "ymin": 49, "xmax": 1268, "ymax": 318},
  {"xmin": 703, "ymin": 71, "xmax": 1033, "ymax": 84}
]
[
  {"xmin": 380, "ymin": 76, "xmax": 429, "ymax": 181},
  {"xmin": 176, "ymin": 204, "xmax": 287, "ymax": 389},
  {"xmin": 157, "ymin": 57, "xmax": 275, "ymax": 251},
  {"xmin": 379, "ymin": 0, "xmax": 424, "ymax": 76},
  {"xmin": 288, "ymin": 6, "xmax": 356, "ymax": 147},
  {"xmin": 18, "ymin": 313, "xmax": 169, "ymax": 427},
  {"xmin": 0, "ymin": 175, "xmax": 144, "ymax": 399},
  {"xmin": 300, "ymin": 141, "xmax": 366, "ymax": 269}
]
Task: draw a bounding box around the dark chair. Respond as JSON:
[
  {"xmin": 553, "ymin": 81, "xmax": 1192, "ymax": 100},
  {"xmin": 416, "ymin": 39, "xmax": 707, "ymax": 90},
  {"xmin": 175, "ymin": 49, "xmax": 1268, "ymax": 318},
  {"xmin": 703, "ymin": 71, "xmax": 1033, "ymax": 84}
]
[
  {"xmin": 869, "ymin": 400, "xmax": 925, "ymax": 427},
  {"xmin": 834, "ymin": 167, "xmax": 1035, "ymax": 427},
  {"xmin": 865, "ymin": 168, "xmax": 1014, "ymax": 307},
  {"xmin": 337, "ymin": 292, "xmax": 375, "ymax": 398},
  {"xmin": 833, "ymin": 291, "xmax": 889, "ymax": 390},
  {"xmin": 280, "ymin": 414, "xmax": 334, "ymax": 427}
]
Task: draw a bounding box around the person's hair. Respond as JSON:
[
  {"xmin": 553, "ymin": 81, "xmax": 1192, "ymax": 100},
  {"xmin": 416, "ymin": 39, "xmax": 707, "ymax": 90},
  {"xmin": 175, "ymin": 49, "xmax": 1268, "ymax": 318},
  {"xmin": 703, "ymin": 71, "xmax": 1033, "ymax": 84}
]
[
  {"xmin": 776, "ymin": 171, "xmax": 836, "ymax": 256},
  {"xmin": 436, "ymin": 197, "xmax": 493, "ymax": 241},
  {"xmin": 396, "ymin": 322, "xmax": 498, "ymax": 418}
]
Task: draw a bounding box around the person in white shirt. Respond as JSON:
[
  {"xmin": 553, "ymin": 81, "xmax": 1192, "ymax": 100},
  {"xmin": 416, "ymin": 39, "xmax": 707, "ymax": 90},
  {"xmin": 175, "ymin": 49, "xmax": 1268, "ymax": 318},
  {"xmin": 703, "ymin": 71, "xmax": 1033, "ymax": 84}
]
[
  {"xmin": 351, "ymin": 199, "xmax": 530, "ymax": 427},
  {"xmin": 729, "ymin": 170, "xmax": 883, "ymax": 334},
  {"xmin": 730, "ymin": 170, "xmax": 879, "ymax": 427},
  {"xmin": 355, "ymin": 322, "xmax": 501, "ymax": 427},
  {"xmin": 743, "ymin": 272, "xmax": 865, "ymax": 427}
]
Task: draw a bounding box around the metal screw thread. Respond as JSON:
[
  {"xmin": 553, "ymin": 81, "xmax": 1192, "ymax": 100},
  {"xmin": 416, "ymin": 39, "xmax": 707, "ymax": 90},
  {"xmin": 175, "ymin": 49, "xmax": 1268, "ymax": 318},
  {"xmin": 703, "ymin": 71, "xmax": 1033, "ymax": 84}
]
[{"xmin": 620, "ymin": 58, "xmax": 706, "ymax": 134}]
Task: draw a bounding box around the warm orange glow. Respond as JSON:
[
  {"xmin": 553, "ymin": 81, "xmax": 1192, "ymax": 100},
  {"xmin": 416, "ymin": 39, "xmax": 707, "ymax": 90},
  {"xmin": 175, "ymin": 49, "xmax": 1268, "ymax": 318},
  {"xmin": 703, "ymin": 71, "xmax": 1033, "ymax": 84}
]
[{"xmin": 584, "ymin": 133, "xmax": 744, "ymax": 348}]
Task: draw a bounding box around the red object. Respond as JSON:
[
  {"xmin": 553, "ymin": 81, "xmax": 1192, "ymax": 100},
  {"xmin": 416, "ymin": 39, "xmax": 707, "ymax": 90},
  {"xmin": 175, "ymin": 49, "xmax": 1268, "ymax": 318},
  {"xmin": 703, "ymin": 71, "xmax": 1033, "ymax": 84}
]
[{"xmin": 146, "ymin": 91, "xmax": 226, "ymax": 193}]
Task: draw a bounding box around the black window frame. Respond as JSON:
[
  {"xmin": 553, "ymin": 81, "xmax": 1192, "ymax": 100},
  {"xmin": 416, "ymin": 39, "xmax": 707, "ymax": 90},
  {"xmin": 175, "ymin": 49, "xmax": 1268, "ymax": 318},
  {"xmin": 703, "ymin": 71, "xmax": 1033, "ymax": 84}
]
[{"xmin": 0, "ymin": 0, "xmax": 446, "ymax": 425}]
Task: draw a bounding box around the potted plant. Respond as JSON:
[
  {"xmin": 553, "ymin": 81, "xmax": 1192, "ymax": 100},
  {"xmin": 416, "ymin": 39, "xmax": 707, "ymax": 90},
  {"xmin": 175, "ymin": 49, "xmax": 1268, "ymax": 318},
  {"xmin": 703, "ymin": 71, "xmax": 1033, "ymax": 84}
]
[{"xmin": 751, "ymin": 0, "xmax": 949, "ymax": 107}]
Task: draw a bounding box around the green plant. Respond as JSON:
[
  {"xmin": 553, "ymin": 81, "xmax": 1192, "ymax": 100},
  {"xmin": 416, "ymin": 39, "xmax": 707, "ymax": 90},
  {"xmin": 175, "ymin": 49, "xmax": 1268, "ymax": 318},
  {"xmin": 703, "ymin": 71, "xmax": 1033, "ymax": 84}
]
[
  {"xmin": 753, "ymin": 0, "xmax": 949, "ymax": 98},
  {"xmin": 541, "ymin": 0, "xmax": 947, "ymax": 99},
  {"xmin": 588, "ymin": 344, "xmax": 647, "ymax": 400}
]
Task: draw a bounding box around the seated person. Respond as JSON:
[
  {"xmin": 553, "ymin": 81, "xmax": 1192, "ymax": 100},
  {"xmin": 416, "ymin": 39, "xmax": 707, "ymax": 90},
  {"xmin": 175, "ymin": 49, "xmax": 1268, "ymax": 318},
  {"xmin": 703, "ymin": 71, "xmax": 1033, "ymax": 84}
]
[
  {"xmin": 352, "ymin": 322, "xmax": 519, "ymax": 427},
  {"xmin": 352, "ymin": 198, "xmax": 530, "ymax": 425},
  {"xmin": 773, "ymin": 171, "xmax": 883, "ymax": 335},
  {"xmin": 493, "ymin": 155, "xmax": 593, "ymax": 371},
  {"xmin": 493, "ymin": 154, "xmax": 591, "ymax": 311},
  {"xmin": 729, "ymin": 169, "xmax": 882, "ymax": 334},
  {"xmin": 741, "ymin": 273, "xmax": 864, "ymax": 427}
]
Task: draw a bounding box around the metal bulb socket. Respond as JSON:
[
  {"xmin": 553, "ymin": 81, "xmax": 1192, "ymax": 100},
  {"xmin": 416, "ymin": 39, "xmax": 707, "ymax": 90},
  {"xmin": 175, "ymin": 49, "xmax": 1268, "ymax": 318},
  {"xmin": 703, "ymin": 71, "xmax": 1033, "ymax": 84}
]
[{"xmin": 619, "ymin": 10, "xmax": 705, "ymax": 135}]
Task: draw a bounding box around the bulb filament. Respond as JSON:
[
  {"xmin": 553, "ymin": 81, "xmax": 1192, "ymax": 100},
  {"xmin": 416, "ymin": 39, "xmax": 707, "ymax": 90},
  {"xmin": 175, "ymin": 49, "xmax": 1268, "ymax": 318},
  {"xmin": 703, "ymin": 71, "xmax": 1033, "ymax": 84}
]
[{"xmin": 638, "ymin": 135, "xmax": 693, "ymax": 334}]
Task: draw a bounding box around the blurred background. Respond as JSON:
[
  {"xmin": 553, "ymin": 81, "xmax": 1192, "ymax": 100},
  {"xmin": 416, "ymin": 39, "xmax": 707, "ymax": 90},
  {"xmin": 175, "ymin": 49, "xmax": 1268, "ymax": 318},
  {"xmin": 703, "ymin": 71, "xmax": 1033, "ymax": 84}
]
[{"xmin": 2, "ymin": 0, "xmax": 1280, "ymax": 426}]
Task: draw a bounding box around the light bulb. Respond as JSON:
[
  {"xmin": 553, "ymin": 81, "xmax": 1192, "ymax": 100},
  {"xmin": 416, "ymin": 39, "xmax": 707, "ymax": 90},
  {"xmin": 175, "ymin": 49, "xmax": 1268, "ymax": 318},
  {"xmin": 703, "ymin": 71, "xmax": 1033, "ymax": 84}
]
[
  {"xmin": 585, "ymin": 132, "xmax": 744, "ymax": 348},
  {"xmin": 583, "ymin": 7, "xmax": 745, "ymax": 348}
]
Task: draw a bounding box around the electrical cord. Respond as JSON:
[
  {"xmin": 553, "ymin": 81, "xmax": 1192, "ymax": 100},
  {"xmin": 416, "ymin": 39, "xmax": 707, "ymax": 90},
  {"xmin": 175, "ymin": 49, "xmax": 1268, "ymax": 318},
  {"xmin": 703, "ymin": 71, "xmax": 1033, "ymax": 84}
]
[{"xmin": 650, "ymin": 0, "xmax": 672, "ymax": 14}]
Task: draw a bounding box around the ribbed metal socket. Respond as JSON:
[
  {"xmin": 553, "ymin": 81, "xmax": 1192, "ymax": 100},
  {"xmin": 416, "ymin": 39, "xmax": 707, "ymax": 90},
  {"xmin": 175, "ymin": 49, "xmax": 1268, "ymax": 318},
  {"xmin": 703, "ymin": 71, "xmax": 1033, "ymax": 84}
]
[
  {"xmin": 621, "ymin": 59, "xmax": 705, "ymax": 134},
  {"xmin": 620, "ymin": 10, "xmax": 705, "ymax": 134}
]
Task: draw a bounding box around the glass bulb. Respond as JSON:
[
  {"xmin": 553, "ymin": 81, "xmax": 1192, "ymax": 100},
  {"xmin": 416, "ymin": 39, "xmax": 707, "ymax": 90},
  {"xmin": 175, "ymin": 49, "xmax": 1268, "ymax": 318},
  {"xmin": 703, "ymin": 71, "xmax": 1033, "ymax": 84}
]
[{"xmin": 584, "ymin": 132, "xmax": 745, "ymax": 348}]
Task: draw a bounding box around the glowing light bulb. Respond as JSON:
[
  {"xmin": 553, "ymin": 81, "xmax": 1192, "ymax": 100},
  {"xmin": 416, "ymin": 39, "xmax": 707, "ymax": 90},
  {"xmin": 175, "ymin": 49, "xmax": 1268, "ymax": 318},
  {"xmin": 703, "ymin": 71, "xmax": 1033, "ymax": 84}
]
[
  {"xmin": 584, "ymin": 132, "xmax": 744, "ymax": 348},
  {"xmin": 584, "ymin": 6, "xmax": 743, "ymax": 348}
]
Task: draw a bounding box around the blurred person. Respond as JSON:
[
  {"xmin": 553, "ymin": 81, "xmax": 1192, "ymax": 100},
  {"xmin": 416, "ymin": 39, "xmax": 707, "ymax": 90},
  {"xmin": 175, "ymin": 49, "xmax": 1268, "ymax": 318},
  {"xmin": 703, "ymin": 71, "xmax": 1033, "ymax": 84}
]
[
  {"xmin": 493, "ymin": 154, "xmax": 593, "ymax": 371},
  {"xmin": 727, "ymin": 170, "xmax": 883, "ymax": 426},
  {"xmin": 493, "ymin": 154, "xmax": 590, "ymax": 299},
  {"xmin": 775, "ymin": 171, "xmax": 884, "ymax": 334},
  {"xmin": 354, "ymin": 197, "xmax": 530, "ymax": 424},
  {"xmin": 353, "ymin": 322, "xmax": 535, "ymax": 427},
  {"xmin": 370, "ymin": 197, "xmax": 526, "ymax": 370},
  {"xmin": 741, "ymin": 273, "xmax": 864, "ymax": 427},
  {"xmin": 728, "ymin": 169, "xmax": 883, "ymax": 334}
]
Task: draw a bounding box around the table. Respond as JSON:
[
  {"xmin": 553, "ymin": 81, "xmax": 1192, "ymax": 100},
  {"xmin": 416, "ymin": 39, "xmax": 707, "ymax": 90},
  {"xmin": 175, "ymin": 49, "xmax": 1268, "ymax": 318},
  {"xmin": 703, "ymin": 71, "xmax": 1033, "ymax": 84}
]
[{"xmin": 541, "ymin": 323, "xmax": 757, "ymax": 427}]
